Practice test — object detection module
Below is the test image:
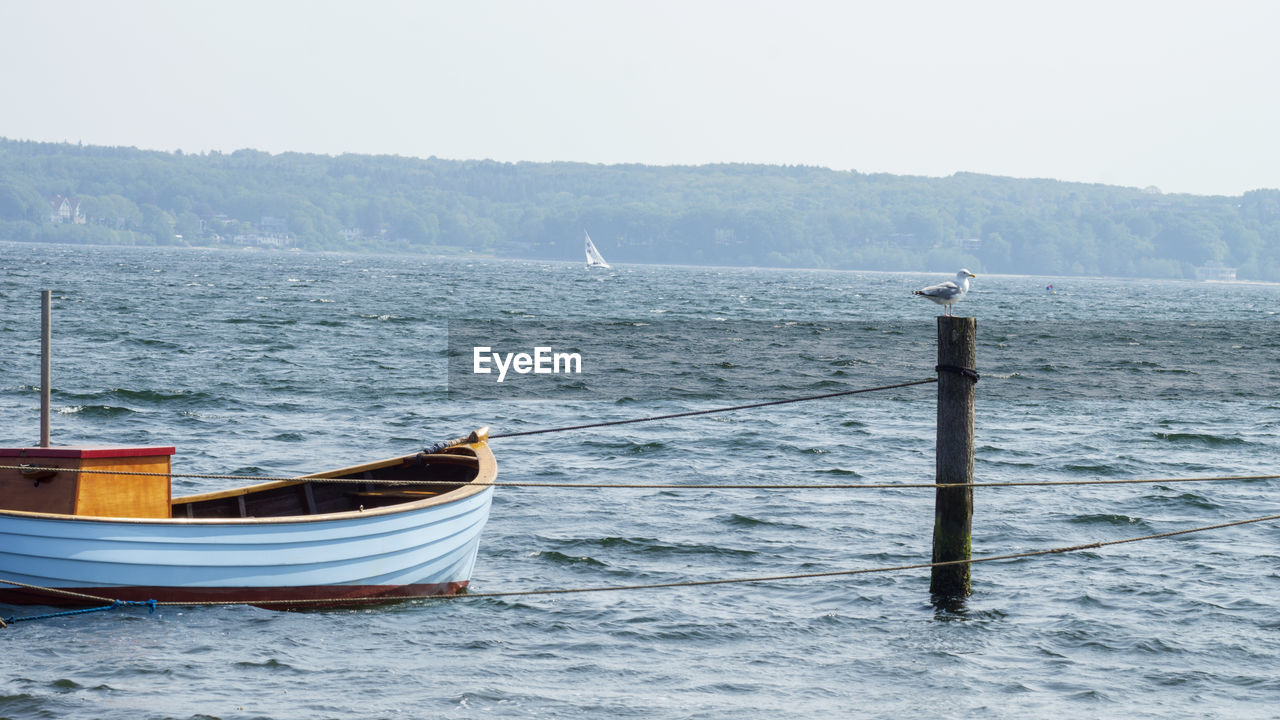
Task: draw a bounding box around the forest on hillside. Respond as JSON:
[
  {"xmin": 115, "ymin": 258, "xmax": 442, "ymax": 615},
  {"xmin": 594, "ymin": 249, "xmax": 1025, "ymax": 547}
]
[{"xmin": 2, "ymin": 138, "xmax": 1279, "ymax": 280}]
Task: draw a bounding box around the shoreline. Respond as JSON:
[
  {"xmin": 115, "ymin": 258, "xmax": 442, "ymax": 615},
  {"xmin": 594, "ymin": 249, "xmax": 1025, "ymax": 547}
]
[{"xmin": 2, "ymin": 238, "xmax": 1277, "ymax": 286}]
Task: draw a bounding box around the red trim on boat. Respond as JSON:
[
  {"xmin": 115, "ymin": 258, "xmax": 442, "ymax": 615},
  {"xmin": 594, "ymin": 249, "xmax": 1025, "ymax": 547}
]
[
  {"xmin": 0, "ymin": 581, "xmax": 469, "ymax": 610},
  {"xmin": 0, "ymin": 446, "xmax": 176, "ymax": 459}
]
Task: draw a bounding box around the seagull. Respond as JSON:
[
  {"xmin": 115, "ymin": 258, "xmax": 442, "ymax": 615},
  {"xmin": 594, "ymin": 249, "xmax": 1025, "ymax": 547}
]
[{"xmin": 913, "ymin": 269, "xmax": 976, "ymax": 316}]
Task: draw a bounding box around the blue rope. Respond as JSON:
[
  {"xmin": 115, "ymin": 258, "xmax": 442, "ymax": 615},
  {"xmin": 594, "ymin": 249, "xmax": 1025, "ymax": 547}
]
[{"xmin": 2, "ymin": 598, "xmax": 156, "ymax": 626}]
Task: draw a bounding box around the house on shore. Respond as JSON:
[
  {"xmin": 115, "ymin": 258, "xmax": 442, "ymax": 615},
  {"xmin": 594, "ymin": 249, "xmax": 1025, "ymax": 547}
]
[
  {"xmin": 48, "ymin": 195, "xmax": 86, "ymax": 224},
  {"xmin": 1194, "ymin": 264, "xmax": 1237, "ymax": 282}
]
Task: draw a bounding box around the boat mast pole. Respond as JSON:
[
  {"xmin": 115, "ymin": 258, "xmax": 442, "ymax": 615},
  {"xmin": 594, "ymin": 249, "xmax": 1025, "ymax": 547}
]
[{"xmin": 40, "ymin": 289, "xmax": 51, "ymax": 447}]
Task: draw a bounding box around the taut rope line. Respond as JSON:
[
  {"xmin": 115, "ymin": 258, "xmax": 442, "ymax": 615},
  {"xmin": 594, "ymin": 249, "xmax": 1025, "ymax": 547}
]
[
  {"xmin": 229, "ymin": 511, "xmax": 1280, "ymax": 604},
  {"xmin": 4, "ymin": 512, "xmax": 1278, "ymax": 617},
  {"xmin": 486, "ymin": 378, "xmax": 938, "ymax": 439},
  {"xmin": 1, "ymin": 464, "xmax": 1276, "ymax": 490},
  {"xmin": 448, "ymin": 511, "xmax": 1280, "ymax": 602}
]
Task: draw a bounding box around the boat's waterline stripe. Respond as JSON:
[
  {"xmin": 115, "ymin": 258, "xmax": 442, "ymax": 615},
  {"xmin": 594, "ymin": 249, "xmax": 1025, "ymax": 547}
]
[
  {"xmin": 0, "ymin": 579, "xmax": 469, "ymax": 609},
  {"xmin": 3, "ymin": 512, "xmax": 1277, "ymax": 610}
]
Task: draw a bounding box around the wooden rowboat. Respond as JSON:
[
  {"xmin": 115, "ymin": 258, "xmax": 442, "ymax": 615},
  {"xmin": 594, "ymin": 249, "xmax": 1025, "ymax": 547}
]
[{"xmin": 0, "ymin": 429, "xmax": 495, "ymax": 609}]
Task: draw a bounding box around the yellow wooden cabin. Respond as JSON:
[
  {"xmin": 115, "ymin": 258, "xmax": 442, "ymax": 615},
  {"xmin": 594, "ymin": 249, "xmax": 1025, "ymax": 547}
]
[{"xmin": 0, "ymin": 446, "xmax": 175, "ymax": 518}]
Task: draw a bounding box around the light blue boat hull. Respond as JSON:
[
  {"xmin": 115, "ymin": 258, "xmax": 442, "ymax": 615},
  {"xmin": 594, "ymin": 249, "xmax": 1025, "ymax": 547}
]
[{"xmin": 0, "ymin": 443, "xmax": 495, "ymax": 608}]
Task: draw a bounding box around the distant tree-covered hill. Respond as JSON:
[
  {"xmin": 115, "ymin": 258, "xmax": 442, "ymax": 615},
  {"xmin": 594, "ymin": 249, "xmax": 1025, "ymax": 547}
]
[{"xmin": 2, "ymin": 137, "xmax": 1278, "ymax": 280}]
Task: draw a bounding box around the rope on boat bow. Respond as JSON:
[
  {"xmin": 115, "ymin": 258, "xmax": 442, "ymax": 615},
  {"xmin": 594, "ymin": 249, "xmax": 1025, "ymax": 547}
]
[{"xmin": 421, "ymin": 427, "xmax": 489, "ymax": 454}]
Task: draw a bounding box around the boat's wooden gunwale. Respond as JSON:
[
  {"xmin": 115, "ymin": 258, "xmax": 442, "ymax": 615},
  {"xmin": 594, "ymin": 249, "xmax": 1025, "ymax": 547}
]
[{"xmin": 0, "ymin": 442, "xmax": 496, "ymax": 526}]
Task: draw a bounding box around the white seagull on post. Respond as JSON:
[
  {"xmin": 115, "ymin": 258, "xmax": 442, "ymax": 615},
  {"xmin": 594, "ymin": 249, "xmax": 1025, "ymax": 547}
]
[{"xmin": 913, "ymin": 269, "xmax": 976, "ymax": 316}]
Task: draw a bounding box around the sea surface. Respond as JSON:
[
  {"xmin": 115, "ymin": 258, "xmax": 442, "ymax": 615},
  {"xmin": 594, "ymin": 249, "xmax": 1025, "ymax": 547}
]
[{"xmin": 2, "ymin": 242, "xmax": 1278, "ymax": 719}]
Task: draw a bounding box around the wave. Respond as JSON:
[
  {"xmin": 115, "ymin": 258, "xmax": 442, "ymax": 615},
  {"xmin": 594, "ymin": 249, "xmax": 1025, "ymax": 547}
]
[
  {"xmin": 57, "ymin": 404, "xmax": 135, "ymax": 417},
  {"xmin": 1144, "ymin": 492, "xmax": 1223, "ymax": 510},
  {"xmin": 813, "ymin": 468, "xmax": 863, "ymax": 477},
  {"xmin": 65, "ymin": 388, "xmax": 219, "ymax": 405},
  {"xmin": 717, "ymin": 513, "xmax": 808, "ymax": 530},
  {"xmin": 268, "ymin": 432, "xmax": 306, "ymax": 442},
  {"xmin": 533, "ymin": 551, "xmax": 608, "ymax": 568},
  {"xmin": 128, "ymin": 337, "xmax": 182, "ymax": 349},
  {"xmin": 1152, "ymin": 432, "xmax": 1248, "ymax": 447},
  {"xmin": 1062, "ymin": 463, "xmax": 1126, "ymax": 476},
  {"xmin": 561, "ymin": 536, "xmax": 761, "ymax": 559},
  {"xmin": 1068, "ymin": 513, "xmax": 1151, "ymax": 528},
  {"xmin": 622, "ymin": 441, "xmax": 669, "ymax": 455}
]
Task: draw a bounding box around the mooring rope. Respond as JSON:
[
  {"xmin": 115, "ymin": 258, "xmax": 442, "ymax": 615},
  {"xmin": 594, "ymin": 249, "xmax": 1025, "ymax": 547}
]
[
  {"xmin": 0, "ymin": 376, "xmax": 935, "ymax": 484},
  {"xmin": 4, "ymin": 512, "xmax": 1277, "ymax": 620},
  {"xmin": 2, "ymin": 464, "xmax": 1275, "ymax": 490},
  {"xmin": 291, "ymin": 473, "xmax": 1280, "ymax": 490},
  {"xmin": 0, "ymin": 599, "xmax": 156, "ymax": 625},
  {"xmin": 440, "ymin": 511, "xmax": 1280, "ymax": 602},
  {"xmin": 487, "ymin": 378, "xmax": 939, "ymax": 439},
  {"xmin": 0, "ymin": 577, "xmax": 159, "ymax": 625}
]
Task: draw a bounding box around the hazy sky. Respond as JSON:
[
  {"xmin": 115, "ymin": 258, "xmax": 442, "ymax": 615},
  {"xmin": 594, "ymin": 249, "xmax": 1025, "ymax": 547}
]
[{"xmin": 3, "ymin": 0, "xmax": 1278, "ymax": 196}]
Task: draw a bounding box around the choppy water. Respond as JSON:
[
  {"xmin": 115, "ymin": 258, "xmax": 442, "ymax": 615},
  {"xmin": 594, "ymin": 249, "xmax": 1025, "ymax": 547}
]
[{"xmin": 2, "ymin": 242, "xmax": 1279, "ymax": 719}]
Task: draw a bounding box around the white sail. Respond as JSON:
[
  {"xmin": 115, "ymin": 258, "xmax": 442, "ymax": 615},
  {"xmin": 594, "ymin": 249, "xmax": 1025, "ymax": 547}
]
[{"xmin": 585, "ymin": 231, "xmax": 610, "ymax": 269}]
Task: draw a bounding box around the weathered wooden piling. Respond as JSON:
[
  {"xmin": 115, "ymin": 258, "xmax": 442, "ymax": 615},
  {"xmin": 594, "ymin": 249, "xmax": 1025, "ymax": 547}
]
[{"xmin": 930, "ymin": 315, "xmax": 976, "ymax": 598}]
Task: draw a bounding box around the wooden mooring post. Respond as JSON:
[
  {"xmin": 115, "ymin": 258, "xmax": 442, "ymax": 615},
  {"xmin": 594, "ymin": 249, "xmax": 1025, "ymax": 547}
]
[{"xmin": 931, "ymin": 316, "xmax": 976, "ymax": 599}]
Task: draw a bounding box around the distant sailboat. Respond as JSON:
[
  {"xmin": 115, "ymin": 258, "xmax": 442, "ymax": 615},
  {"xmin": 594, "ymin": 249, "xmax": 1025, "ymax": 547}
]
[{"xmin": 584, "ymin": 231, "xmax": 610, "ymax": 269}]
